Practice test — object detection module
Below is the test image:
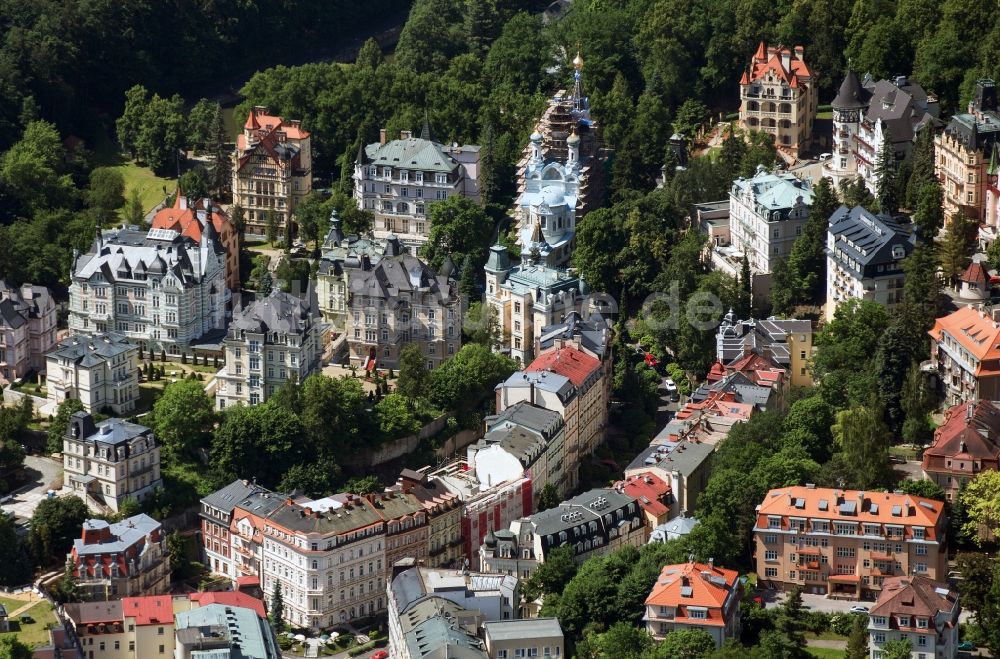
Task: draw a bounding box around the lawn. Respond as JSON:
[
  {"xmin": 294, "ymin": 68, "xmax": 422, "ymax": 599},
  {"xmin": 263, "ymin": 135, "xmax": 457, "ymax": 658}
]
[
  {"xmin": 806, "ymin": 631, "xmax": 849, "ymax": 641},
  {"xmin": 0, "ymin": 600, "xmax": 58, "ymax": 648},
  {"xmin": 0, "ymin": 595, "xmax": 25, "ymax": 613},
  {"xmin": 806, "ymin": 648, "xmax": 844, "ymax": 659},
  {"xmin": 89, "ymin": 130, "xmax": 175, "ymax": 222}
]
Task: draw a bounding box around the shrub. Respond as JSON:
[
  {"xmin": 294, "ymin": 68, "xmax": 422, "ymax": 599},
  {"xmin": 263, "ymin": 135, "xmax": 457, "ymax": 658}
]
[
  {"xmin": 277, "ymin": 637, "xmax": 293, "ymax": 650},
  {"xmin": 348, "ymin": 641, "xmax": 377, "ymax": 657},
  {"xmin": 830, "ymin": 612, "xmax": 856, "ymax": 636}
]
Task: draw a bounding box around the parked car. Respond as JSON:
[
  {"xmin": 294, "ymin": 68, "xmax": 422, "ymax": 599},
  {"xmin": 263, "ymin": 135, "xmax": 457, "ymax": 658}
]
[
  {"xmin": 664, "ymin": 378, "xmax": 679, "ymax": 401},
  {"xmin": 371, "ymin": 651, "xmax": 389, "ymax": 659},
  {"xmin": 849, "ymin": 605, "xmax": 869, "ymax": 614},
  {"xmin": 958, "ymin": 641, "xmax": 976, "ymax": 651},
  {"xmin": 19, "ymin": 615, "xmax": 33, "ymax": 624}
]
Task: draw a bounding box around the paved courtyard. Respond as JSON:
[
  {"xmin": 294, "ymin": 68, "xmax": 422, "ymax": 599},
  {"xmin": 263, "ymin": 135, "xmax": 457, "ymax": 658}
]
[{"xmin": 2, "ymin": 455, "xmax": 69, "ymax": 521}]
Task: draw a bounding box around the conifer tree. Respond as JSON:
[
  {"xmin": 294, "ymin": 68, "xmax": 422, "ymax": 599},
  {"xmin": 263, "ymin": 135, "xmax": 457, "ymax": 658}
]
[
  {"xmin": 875, "ymin": 129, "xmax": 898, "ymax": 215},
  {"xmin": 845, "ymin": 615, "xmax": 869, "ymax": 659},
  {"xmin": 906, "ymin": 124, "xmax": 936, "ymax": 208},
  {"xmin": 939, "ymin": 214, "xmax": 974, "ymax": 287},
  {"xmin": 270, "ymin": 582, "xmax": 285, "ymax": 632}
]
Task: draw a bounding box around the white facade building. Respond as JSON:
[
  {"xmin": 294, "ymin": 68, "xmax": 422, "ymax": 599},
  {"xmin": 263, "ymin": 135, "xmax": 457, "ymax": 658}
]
[
  {"xmin": 825, "ymin": 205, "xmax": 914, "ymax": 321},
  {"xmin": 68, "ymin": 226, "xmax": 226, "ymax": 356},
  {"xmin": 729, "ymin": 167, "xmax": 814, "ymax": 282},
  {"xmin": 45, "ymin": 333, "xmax": 139, "ymax": 415},
  {"xmin": 354, "ymin": 129, "xmax": 480, "ymax": 253},
  {"xmin": 63, "ymin": 412, "xmax": 162, "ymax": 513},
  {"xmin": 215, "ymin": 289, "xmax": 322, "ymax": 410}
]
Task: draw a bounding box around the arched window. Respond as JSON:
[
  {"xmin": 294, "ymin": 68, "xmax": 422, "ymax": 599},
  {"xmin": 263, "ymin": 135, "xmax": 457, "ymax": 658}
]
[
  {"xmin": 748, "ymin": 101, "xmax": 759, "ymax": 112},
  {"xmin": 780, "ymin": 103, "xmax": 792, "ymax": 114},
  {"xmin": 749, "ymin": 118, "xmax": 759, "ymax": 127}
]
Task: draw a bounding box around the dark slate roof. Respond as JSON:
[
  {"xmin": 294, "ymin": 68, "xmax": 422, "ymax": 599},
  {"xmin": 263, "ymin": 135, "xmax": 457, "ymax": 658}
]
[
  {"xmin": 202, "ymin": 479, "xmax": 262, "ymax": 514},
  {"xmin": 827, "ymin": 205, "xmax": 915, "ymax": 278},
  {"xmin": 0, "ymin": 280, "xmax": 54, "ymax": 322},
  {"xmin": 485, "ymin": 402, "xmax": 564, "ymax": 440},
  {"xmin": 832, "ymin": 71, "xmax": 869, "ymax": 110},
  {"xmin": 349, "ymin": 254, "xmax": 456, "ymax": 303},
  {"xmin": 75, "ymin": 414, "xmax": 151, "ymax": 447},
  {"xmin": 863, "ymin": 77, "xmax": 936, "ymax": 147},
  {"xmin": 47, "ymin": 333, "xmax": 134, "ymax": 365},
  {"xmin": 231, "ymin": 289, "xmax": 316, "ymax": 335},
  {"xmin": 537, "ymin": 312, "xmax": 610, "ymax": 359},
  {"xmin": 527, "ymin": 487, "xmax": 638, "ymax": 538},
  {"xmin": 0, "ymin": 299, "xmax": 26, "ymax": 329}
]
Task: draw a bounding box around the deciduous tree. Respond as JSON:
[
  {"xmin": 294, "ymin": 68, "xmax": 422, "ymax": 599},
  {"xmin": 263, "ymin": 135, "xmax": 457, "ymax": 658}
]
[
  {"xmin": 961, "ymin": 470, "xmax": 1000, "ymax": 543},
  {"xmin": 151, "ymin": 379, "xmax": 216, "ymax": 460}
]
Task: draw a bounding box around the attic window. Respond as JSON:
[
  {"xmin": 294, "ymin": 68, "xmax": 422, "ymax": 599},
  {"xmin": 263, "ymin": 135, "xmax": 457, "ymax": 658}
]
[
  {"xmin": 818, "ymin": 500, "xmax": 828, "ymax": 511},
  {"xmin": 680, "ymin": 586, "xmax": 693, "ymax": 597},
  {"xmin": 891, "ymin": 505, "xmax": 902, "ymax": 517}
]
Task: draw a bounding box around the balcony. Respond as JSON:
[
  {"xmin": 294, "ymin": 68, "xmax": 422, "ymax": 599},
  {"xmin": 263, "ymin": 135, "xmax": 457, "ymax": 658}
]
[{"xmin": 129, "ymin": 462, "xmax": 157, "ymax": 478}]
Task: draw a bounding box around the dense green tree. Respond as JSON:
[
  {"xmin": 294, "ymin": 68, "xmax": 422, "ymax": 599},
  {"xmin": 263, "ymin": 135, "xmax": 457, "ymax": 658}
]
[
  {"xmin": 895, "ymin": 479, "xmax": 946, "ymax": 501},
  {"xmin": 672, "ymin": 99, "xmax": 710, "ymax": 139},
  {"xmin": 831, "ymin": 404, "xmax": 893, "ymax": 489},
  {"xmin": 187, "ymin": 99, "xmax": 221, "ymax": 154},
  {"xmin": 812, "ymin": 299, "xmax": 890, "ymax": 408},
  {"xmin": 939, "ymin": 214, "xmax": 975, "ymax": 287},
  {"xmin": 397, "ymin": 344, "xmax": 431, "ymax": 402},
  {"xmin": 906, "ymin": 124, "xmax": 937, "ymax": 209},
  {"xmin": 537, "ymin": 483, "xmax": 560, "ymax": 512},
  {"xmin": 881, "ymin": 639, "xmax": 913, "ymax": 659},
  {"xmin": 422, "ymin": 196, "xmax": 493, "ymax": 272},
  {"xmin": 873, "ymin": 317, "xmax": 923, "ymax": 433},
  {"xmin": 845, "ymin": 614, "xmax": 869, "ymax": 659},
  {"xmin": 86, "ymin": 168, "xmax": 126, "ymax": 219},
  {"xmin": 0, "ymin": 513, "xmax": 32, "ymax": 587},
  {"xmin": 177, "ymin": 167, "xmax": 209, "ymax": 201},
  {"xmin": 278, "ymin": 460, "xmax": 342, "ymax": 498},
  {"xmin": 211, "ymin": 402, "xmax": 303, "ymax": 489},
  {"xmin": 47, "ymin": 398, "xmax": 84, "ymax": 454},
  {"xmin": 117, "ymin": 85, "xmax": 149, "ymax": 158},
  {"xmin": 644, "ymin": 629, "xmax": 716, "ymax": 659},
  {"xmin": 900, "ymin": 363, "xmax": 935, "ymax": 444},
  {"xmin": 124, "ymin": 188, "xmax": 145, "ymax": 225},
  {"xmin": 523, "ymin": 545, "xmax": 577, "ymax": 601},
  {"xmin": 270, "ymin": 582, "xmax": 285, "ymax": 632},
  {"xmin": 151, "ymin": 380, "xmax": 216, "ymax": 460},
  {"xmin": 913, "ymin": 181, "xmax": 945, "ymax": 240},
  {"xmin": 961, "ymin": 470, "xmax": 1000, "ymax": 543},
  {"xmin": 133, "ymin": 92, "xmax": 186, "ymax": 174},
  {"xmin": 781, "ymin": 396, "xmax": 835, "ymax": 463},
  {"xmin": 592, "ymin": 73, "xmax": 635, "ymax": 151},
  {"xmin": 593, "ymin": 622, "xmax": 651, "ymax": 659},
  {"xmin": 784, "ymin": 176, "xmax": 839, "ymax": 306},
  {"xmin": 374, "ymin": 393, "xmax": 423, "ymax": 437},
  {"xmin": 954, "ymin": 553, "xmax": 995, "ymax": 623},
  {"xmin": 293, "ymin": 192, "xmax": 332, "ymax": 250},
  {"xmin": 0, "ymin": 636, "xmax": 32, "ymax": 659},
  {"xmin": 299, "ymin": 374, "xmax": 374, "ymax": 457},
  {"xmin": 1, "ymin": 120, "xmax": 76, "ymax": 213},
  {"xmin": 874, "ymin": 130, "xmax": 898, "ymax": 215},
  {"xmin": 29, "ymin": 495, "xmax": 88, "ymax": 567},
  {"xmin": 772, "ymin": 586, "xmax": 809, "ymax": 658},
  {"xmin": 429, "ymin": 344, "xmax": 517, "ymax": 411},
  {"xmin": 167, "ymin": 530, "xmax": 190, "ymax": 578},
  {"xmin": 344, "ymin": 475, "xmax": 382, "ymax": 495},
  {"xmin": 902, "ymin": 243, "xmax": 941, "ymax": 319}
]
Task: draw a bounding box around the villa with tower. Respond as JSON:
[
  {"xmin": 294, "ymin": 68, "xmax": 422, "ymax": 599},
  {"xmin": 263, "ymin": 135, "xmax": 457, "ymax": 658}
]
[{"xmin": 738, "ymin": 42, "xmax": 818, "ymax": 156}]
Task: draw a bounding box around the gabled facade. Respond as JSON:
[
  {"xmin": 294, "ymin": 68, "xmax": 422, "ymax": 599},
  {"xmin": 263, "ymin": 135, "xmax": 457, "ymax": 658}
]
[
  {"xmin": 214, "ymin": 289, "xmax": 322, "ymax": 409},
  {"xmin": 921, "ymin": 399, "xmax": 1000, "ymax": 500},
  {"xmin": 354, "ymin": 128, "xmax": 480, "ymax": 252},
  {"xmin": 69, "ymin": 514, "xmax": 169, "ymax": 600},
  {"xmin": 232, "ymin": 106, "xmax": 312, "ymax": 237},
  {"xmin": 644, "ymin": 561, "xmax": 742, "ymax": 648},
  {"xmin": 0, "ymin": 280, "xmax": 56, "ymax": 381},
  {"xmin": 341, "ymin": 236, "xmax": 462, "ymax": 370},
  {"xmin": 394, "ymin": 469, "xmax": 464, "ymax": 569},
  {"xmin": 63, "ymin": 412, "xmax": 162, "ymax": 512},
  {"xmin": 68, "ymin": 225, "xmax": 226, "ymax": 355},
  {"xmin": 45, "ymin": 333, "xmax": 139, "ymax": 414},
  {"xmin": 151, "ymin": 194, "xmax": 240, "ymax": 295},
  {"xmin": 478, "ymin": 488, "xmax": 646, "ymax": 579},
  {"xmin": 825, "ymin": 205, "xmax": 915, "ymax": 321},
  {"xmin": 868, "ymin": 576, "xmax": 960, "ymax": 659},
  {"xmin": 929, "ymin": 305, "xmax": 1000, "ymax": 405},
  {"xmin": 935, "ymin": 80, "xmax": 1000, "ymax": 222},
  {"xmin": 739, "ymin": 42, "xmax": 818, "ymax": 155},
  {"xmin": 715, "ymin": 312, "xmax": 814, "ymax": 387}
]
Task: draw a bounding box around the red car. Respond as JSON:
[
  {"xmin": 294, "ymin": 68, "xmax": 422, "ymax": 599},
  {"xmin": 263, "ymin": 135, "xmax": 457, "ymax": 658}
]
[
  {"xmin": 644, "ymin": 352, "xmax": 659, "ymax": 368},
  {"xmin": 370, "ymin": 652, "xmax": 389, "ymax": 659}
]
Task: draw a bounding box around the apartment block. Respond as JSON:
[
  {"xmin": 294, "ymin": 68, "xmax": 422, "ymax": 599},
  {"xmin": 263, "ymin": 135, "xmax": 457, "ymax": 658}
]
[
  {"xmin": 68, "ymin": 226, "xmax": 226, "ymax": 356},
  {"xmin": 479, "ymin": 488, "xmax": 646, "ymax": 579},
  {"xmin": 0, "ymin": 280, "xmax": 56, "ymax": 382},
  {"xmin": 233, "ymin": 106, "xmax": 312, "ymax": 238},
  {"xmin": 716, "ymin": 312, "xmax": 814, "ymax": 387},
  {"xmin": 151, "ymin": 194, "xmax": 240, "ymax": 295},
  {"xmin": 63, "ymin": 412, "xmax": 162, "ymax": 513},
  {"xmin": 394, "ymin": 469, "xmax": 464, "ymax": 569},
  {"xmin": 70, "ymin": 514, "xmax": 169, "ymax": 600},
  {"xmin": 753, "ymin": 486, "xmax": 947, "ymax": 600},
  {"xmin": 354, "ymin": 128, "xmax": 480, "ymax": 252},
  {"xmin": 46, "ymin": 333, "xmax": 139, "ymax": 415},
  {"xmin": 644, "ymin": 561, "xmax": 742, "ymax": 648},
  {"xmin": 935, "ymin": 80, "xmax": 1000, "ymax": 222},
  {"xmin": 215, "ymin": 289, "xmax": 322, "ymax": 410},
  {"xmin": 825, "ymin": 205, "xmax": 914, "ymax": 322},
  {"xmin": 739, "ymin": 42, "xmax": 818, "ymax": 155},
  {"xmin": 482, "ymin": 619, "xmax": 565, "ymax": 659},
  {"xmin": 928, "ymin": 305, "xmax": 1000, "ymax": 405}
]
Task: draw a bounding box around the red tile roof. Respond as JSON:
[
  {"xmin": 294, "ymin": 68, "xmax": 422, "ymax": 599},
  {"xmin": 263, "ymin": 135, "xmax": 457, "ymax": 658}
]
[
  {"xmin": 188, "ymin": 591, "xmax": 267, "ymax": 619},
  {"xmin": 757, "ymin": 486, "xmax": 945, "ymax": 538},
  {"xmin": 151, "ymin": 194, "xmax": 233, "ymax": 244},
  {"xmin": 121, "ymin": 595, "xmax": 173, "ymax": 626},
  {"xmin": 929, "ymin": 306, "xmax": 1000, "ymax": 369},
  {"xmin": 871, "ymin": 576, "xmax": 959, "ymax": 626},
  {"xmin": 744, "ymin": 42, "xmax": 813, "ymax": 86},
  {"xmin": 617, "ymin": 472, "xmax": 673, "ymax": 518},
  {"xmin": 242, "ymin": 108, "xmax": 308, "ymax": 140},
  {"xmin": 962, "ymin": 261, "xmax": 990, "ymax": 286},
  {"xmin": 922, "ymin": 400, "xmax": 1000, "ymax": 464},
  {"xmin": 645, "ymin": 562, "xmax": 740, "ymax": 626},
  {"xmin": 525, "ymin": 346, "xmax": 601, "ymax": 387}
]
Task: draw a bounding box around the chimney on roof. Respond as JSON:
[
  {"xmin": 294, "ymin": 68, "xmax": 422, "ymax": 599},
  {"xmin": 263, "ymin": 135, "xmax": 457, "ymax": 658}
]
[
  {"xmin": 708, "ymin": 557, "xmax": 714, "ymax": 570},
  {"xmin": 379, "ymin": 129, "xmax": 387, "ymax": 145},
  {"xmin": 794, "ymin": 45, "xmax": 804, "ymax": 59},
  {"xmin": 780, "ymin": 48, "xmax": 791, "ymax": 70},
  {"xmin": 400, "ymin": 130, "xmax": 412, "ymax": 140}
]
